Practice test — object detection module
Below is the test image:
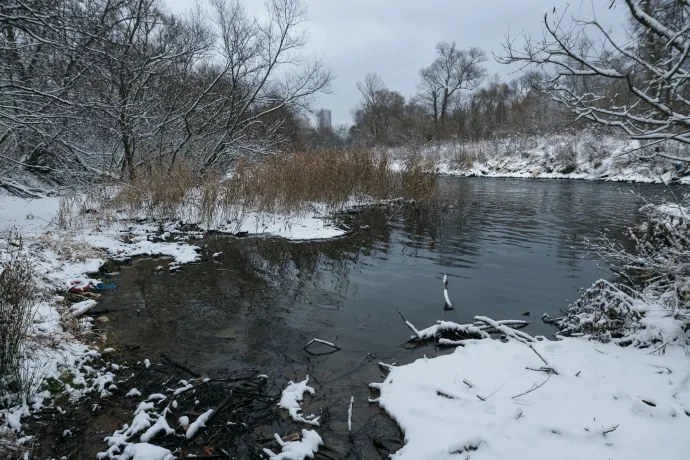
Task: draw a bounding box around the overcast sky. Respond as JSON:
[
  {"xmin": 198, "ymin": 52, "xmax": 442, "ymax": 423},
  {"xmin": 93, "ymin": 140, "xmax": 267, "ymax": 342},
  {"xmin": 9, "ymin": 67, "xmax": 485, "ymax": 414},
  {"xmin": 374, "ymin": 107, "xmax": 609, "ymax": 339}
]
[{"xmin": 164, "ymin": 0, "xmax": 626, "ymax": 126}]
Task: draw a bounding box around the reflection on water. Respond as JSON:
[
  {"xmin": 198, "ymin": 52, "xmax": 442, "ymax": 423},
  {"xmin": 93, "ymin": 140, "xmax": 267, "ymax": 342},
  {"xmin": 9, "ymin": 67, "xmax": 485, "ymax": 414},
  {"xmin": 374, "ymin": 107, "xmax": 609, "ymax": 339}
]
[{"xmin": 98, "ymin": 177, "xmax": 679, "ymax": 455}]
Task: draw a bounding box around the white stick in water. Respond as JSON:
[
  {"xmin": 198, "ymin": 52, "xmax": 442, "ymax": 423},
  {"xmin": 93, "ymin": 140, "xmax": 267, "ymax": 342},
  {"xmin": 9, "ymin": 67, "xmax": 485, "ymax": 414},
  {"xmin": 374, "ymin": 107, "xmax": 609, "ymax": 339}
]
[
  {"xmin": 348, "ymin": 396, "xmax": 354, "ymax": 433},
  {"xmin": 443, "ymin": 274, "xmax": 453, "ymax": 309}
]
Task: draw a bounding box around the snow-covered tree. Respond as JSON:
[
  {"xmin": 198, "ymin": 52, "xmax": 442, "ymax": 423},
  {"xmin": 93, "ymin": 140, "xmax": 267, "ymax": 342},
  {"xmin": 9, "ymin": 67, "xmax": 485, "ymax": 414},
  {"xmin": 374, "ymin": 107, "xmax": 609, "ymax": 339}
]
[{"xmin": 500, "ymin": 0, "xmax": 690, "ymax": 161}]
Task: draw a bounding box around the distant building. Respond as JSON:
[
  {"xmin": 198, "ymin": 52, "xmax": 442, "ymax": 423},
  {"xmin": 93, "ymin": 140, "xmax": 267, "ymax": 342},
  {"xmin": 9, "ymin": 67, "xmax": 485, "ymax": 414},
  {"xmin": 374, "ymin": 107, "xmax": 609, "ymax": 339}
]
[{"xmin": 316, "ymin": 109, "xmax": 332, "ymax": 130}]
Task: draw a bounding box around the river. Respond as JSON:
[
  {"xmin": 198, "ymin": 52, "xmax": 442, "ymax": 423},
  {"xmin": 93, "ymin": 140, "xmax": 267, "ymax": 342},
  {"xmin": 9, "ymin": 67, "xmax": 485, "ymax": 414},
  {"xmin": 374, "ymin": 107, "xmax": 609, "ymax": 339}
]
[{"xmin": 95, "ymin": 177, "xmax": 678, "ymax": 456}]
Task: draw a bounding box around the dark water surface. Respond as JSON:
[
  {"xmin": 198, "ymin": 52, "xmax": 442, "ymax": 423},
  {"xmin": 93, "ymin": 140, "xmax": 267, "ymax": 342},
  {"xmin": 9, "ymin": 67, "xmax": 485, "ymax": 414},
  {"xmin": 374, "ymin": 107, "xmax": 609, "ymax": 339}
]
[{"xmin": 98, "ymin": 177, "xmax": 680, "ymax": 455}]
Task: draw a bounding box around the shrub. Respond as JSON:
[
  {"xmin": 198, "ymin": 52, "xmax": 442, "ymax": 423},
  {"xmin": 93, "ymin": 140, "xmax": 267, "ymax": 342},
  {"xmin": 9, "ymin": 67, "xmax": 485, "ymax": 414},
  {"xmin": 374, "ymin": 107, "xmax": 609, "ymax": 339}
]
[{"xmin": 0, "ymin": 250, "xmax": 35, "ymax": 401}]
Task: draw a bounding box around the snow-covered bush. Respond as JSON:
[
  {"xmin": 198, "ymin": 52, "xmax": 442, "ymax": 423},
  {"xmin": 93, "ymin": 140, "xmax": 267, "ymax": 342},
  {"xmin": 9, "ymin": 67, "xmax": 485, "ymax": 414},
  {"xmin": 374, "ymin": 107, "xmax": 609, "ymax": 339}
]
[{"xmin": 555, "ymin": 199, "xmax": 690, "ymax": 347}]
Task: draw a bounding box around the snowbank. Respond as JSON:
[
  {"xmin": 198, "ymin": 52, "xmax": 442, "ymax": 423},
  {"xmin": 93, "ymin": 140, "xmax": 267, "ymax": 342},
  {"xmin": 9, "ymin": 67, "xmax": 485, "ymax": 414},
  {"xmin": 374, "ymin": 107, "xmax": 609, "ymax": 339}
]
[
  {"xmin": 393, "ymin": 132, "xmax": 690, "ymax": 184},
  {"xmin": 372, "ymin": 337, "xmax": 690, "ymax": 460}
]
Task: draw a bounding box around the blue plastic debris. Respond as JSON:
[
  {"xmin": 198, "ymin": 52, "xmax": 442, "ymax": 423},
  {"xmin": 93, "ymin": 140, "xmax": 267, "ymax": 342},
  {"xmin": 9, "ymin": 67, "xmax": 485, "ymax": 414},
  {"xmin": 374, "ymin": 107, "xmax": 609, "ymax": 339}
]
[
  {"xmin": 104, "ymin": 272, "xmax": 121, "ymax": 279},
  {"xmin": 93, "ymin": 282, "xmax": 117, "ymax": 291}
]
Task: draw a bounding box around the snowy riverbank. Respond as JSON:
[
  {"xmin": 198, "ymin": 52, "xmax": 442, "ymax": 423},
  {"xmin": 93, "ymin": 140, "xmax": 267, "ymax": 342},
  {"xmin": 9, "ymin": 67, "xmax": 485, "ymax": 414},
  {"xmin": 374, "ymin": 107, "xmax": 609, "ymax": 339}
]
[
  {"xmin": 371, "ymin": 335, "xmax": 690, "ymax": 460},
  {"xmin": 393, "ymin": 132, "xmax": 690, "ymax": 184}
]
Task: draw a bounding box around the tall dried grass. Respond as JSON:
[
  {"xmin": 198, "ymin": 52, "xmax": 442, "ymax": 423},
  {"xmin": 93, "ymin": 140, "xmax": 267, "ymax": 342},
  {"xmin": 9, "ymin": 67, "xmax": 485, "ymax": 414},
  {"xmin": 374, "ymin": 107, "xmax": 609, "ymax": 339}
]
[
  {"xmin": 110, "ymin": 150, "xmax": 438, "ymax": 224},
  {"xmin": 113, "ymin": 162, "xmax": 197, "ymax": 219},
  {"xmin": 228, "ymin": 149, "xmax": 399, "ymax": 214}
]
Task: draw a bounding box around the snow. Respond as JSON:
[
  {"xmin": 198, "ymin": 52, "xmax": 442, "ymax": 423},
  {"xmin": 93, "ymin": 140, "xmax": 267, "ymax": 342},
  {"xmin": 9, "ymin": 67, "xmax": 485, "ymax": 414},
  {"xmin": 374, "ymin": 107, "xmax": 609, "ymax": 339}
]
[
  {"xmin": 69, "ymin": 299, "xmax": 97, "ymax": 317},
  {"xmin": 201, "ymin": 204, "xmax": 346, "ymax": 240},
  {"xmin": 98, "ymin": 402, "xmax": 174, "ymax": 459},
  {"xmin": 371, "ymin": 337, "xmax": 690, "ymax": 460},
  {"xmin": 278, "ymin": 376, "xmax": 321, "ymax": 426},
  {"xmin": 305, "ymin": 338, "xmax": 337, "ymax": 348},
  {"xmin": 391, "ymin": 132, "xmax": 690, "ymax": 185},
  {"xmin": 0, "ymin": 195, "xmax": 61, "ymax": 236},
  {"xmin": 654, "ymin": 204, "xmax": 688, "ymax": 219},
  {"xmin": 120, "ymin": 443, "xmax": 174, "ymax": 460},
  {"xmin": 185, "ymin": 408, "xmax": 214, "ymax": 439},
  {"xmin": 412, "ymin": 320, "xmax": 489, "ymax": 341},
  {"xmin": 139, "ymin": 410, "xmax": 173, "ymax": 442},
  {"xmin": 126, "ymin": 389, "xmax": 142, "ymax": 398},
  {"xmin": 263, "ymin": 430, "xmax": 323, "ymax": 460},
  {"xmin": 171, "ymin": 382, "xmax": 194, "ymax": 396}
]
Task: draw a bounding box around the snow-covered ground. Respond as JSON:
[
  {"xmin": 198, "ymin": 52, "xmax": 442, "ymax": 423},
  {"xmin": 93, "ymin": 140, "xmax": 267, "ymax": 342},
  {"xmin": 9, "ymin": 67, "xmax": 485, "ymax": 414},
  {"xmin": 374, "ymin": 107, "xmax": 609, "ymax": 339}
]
[
  {"xmin": 371, "ymin": 335, "xmax": 690, "ymax": 460},
  {"xmin": 393, "ymin": 132, "xmax": 690, "ymax": 184}
]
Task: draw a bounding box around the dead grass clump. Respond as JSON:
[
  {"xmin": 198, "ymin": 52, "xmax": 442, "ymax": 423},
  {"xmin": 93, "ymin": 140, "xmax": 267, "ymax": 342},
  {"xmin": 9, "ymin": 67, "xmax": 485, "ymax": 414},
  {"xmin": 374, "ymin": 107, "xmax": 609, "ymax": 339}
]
[
  {"xmin": 37, "ymin": 233, "xmax": 105, "ymax": 263},
  {"xmin": 102, "ymin": 151, "xmax": 438, "ymax": 224},
  {"xmin": 113, "ymin": 163, "xmax": 197, "ymax": 219},
  {"xmin": 226, "ymin": 149, "xmax": 436, "ymax": 215},
  {"xmin": 400, "ymin": 155, "xmax": 438, "ymax": 200}
]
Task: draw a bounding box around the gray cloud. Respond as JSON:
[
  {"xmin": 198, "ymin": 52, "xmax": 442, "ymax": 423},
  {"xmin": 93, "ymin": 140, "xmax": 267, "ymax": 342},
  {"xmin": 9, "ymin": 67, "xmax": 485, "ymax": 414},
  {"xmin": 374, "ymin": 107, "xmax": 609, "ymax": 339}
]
[{"xmin": 165, "ymin": 0, "xmax": 625, "ymax": 126}]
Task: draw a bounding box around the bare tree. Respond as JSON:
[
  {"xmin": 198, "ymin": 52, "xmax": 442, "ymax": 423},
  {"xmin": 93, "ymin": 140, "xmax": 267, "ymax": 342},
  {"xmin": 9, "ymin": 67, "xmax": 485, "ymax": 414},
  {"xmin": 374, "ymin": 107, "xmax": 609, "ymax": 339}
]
[
  {"xmin": 0, "ymin": 0, "xmax": 332, "ymax": 191},
  {"xmin": 419, "ymin": 43, "xmax": 487, "ymax": 132},
  {"xmin": 500, "ymin": 0, "xmax": 690, "ymax": 160}
]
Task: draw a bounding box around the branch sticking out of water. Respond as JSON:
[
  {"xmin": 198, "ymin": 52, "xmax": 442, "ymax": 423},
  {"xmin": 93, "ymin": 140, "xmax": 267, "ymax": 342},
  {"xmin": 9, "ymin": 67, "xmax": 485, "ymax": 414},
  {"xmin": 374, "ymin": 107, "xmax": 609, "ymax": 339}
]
[
  {"xmin": 303, "ymin": 338, "xmax": 341, "ymax": 355},
  {"xmin": 443, "ymin": 273, "xmax": 453, "ymax": 310}
]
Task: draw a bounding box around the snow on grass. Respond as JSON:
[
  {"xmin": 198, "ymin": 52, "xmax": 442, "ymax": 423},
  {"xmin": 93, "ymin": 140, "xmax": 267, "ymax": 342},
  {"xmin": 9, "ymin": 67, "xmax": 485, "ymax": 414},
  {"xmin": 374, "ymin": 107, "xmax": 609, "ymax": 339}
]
[
  {"xmin": 263, "ymin": 430, "xmax": 323, "ymax": 460},
  {"xmin": 278, "ymin": 376, "xmax": 320, "ymax": 426},
  {"xmin": 391, "ymin": 132, "xmax": 690, "ymax": 184},
  {"xmin": 371, "ymin": 337, "xmax": 690, "ymax": 460}
]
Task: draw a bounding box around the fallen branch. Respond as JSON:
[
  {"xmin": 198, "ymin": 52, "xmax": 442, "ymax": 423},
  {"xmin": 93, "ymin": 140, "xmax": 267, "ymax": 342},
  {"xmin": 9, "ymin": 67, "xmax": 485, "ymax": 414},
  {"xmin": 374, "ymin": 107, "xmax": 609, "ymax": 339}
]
[
  {"xmin": 397, "ymin": 309, "xmax": 421, "ymax": 340},
  {"xmin": 304, "ymin": 338, "xmax": 341, "ymax": 355},
  {"xmin": 474, "ymin": 316, "xmax": 535, "ymax": 343},
  {"xmin": 528, "ymin": 345, "xmax": 558, "ymax": 375}
]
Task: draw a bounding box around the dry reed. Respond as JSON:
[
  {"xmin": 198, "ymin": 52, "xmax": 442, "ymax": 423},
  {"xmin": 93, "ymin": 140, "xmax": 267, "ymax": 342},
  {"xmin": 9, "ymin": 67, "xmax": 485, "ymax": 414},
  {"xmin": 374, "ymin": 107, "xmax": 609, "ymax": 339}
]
[{"xmin": 109, "ymin": 150, "xmax": 438, "ymax": 224}]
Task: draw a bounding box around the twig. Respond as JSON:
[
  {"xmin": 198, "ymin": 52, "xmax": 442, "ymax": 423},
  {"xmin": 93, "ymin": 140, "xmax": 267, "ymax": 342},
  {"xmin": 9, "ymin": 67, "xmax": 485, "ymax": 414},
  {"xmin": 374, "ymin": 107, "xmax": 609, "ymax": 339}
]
[
  {"xmin": 528, "ymin": 345, "xmax": 558, "ymax": 375},
  {"xmin": 602, "ymin": 424, "xmax": 619, "ymax": 436},
  {"xmin": 397, "ymin": 309, "xmax": 420, "ymax": 340},
  {"xmin": 526, "ymin": 366, "xmax": 557, "ymax": 374},
  {"xmin": 512, "ymin": 375, "xmax": 552, "ymax": 399},
  {"xmin": 477, "ymin": 386, "xmax": 502, "ymax": 401},
  {"xmin": 160, "ymin": 353, "xmax": 200, "ymax": 378},
  {"xmin": 303, "ymin": 338, "xmax": 341, "ymax": 355}
]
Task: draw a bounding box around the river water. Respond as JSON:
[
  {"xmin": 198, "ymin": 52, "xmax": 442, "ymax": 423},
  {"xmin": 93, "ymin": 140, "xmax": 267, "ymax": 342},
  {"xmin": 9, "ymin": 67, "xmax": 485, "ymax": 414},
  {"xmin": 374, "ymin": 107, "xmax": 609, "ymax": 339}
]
[{"xmin": 97, "ymin": 177, "xmax": 679, "ymax": 455}]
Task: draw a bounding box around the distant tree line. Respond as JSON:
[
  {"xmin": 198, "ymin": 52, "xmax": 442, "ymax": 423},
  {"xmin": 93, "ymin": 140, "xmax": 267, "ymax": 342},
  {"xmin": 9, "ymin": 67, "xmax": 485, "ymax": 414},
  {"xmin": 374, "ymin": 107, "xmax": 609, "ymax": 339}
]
[
  {"xmin": 345, "ymin": 0, "xmax": 690, "ymax": 155},
  {"xmin": 344, "ymin": 45, "xmax": 577, "ymax": 148},
  {"xmin": 0, "ymin": 0, "xmax": 331, "ymax": 193}
]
